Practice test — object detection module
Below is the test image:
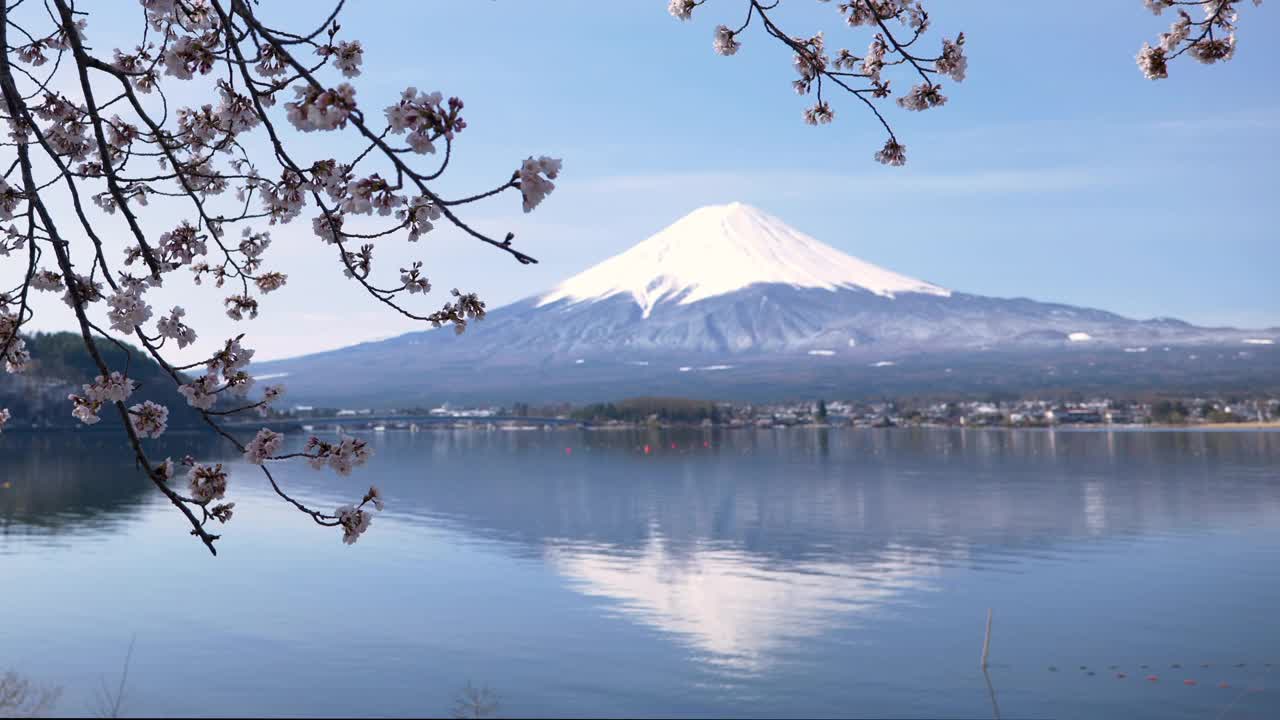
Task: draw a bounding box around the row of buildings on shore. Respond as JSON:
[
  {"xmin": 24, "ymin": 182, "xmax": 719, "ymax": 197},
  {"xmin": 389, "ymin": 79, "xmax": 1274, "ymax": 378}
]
[
  {"xmin": 283, "ymin": 396, "xmax": 1280, "ymax": 430},
  {"xmin": 730, "ymin": 397, "xmax": 1279, "ymax": 429}
]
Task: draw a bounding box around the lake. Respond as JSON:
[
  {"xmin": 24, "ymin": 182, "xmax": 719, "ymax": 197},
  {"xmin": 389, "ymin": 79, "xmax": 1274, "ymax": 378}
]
[{"xmin": 2, "ymin": 427, "xmax": 1278, "ymax": 718}]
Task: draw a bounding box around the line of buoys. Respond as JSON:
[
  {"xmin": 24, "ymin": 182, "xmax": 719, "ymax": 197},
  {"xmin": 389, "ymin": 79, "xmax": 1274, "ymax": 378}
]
[
  {"xmin": 1049, "ymin": 660, "xmax": 1271, "ymax": 673},
  {"xmin": 1049, "ymin": 667, "xmax": 1261, "ymax": 690}
]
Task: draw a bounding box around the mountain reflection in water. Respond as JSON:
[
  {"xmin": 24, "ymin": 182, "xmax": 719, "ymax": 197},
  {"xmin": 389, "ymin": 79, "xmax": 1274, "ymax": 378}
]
[{"xmin": 2, "ymin": 427, "xmax": 1278, "ymax": 719}]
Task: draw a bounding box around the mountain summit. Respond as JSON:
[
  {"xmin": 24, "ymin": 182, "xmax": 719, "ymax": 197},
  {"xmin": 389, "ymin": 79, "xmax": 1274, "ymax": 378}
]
[
  {"xmin": 257, "ymin": 204, "xmax": 1277, "ymax": 405},
  {"xmin": 539, "ymin": 203, "xmax": 948, "ymax": 318}
]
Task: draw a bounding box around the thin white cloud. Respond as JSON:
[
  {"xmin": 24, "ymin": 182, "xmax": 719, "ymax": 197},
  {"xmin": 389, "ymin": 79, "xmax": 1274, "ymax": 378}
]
[
  {"xmin": 576, "ymin": 167, "xmax": 1118, "ymax": 197},
  {"xmin": 1148, "ymin": 107, "xmax": 1280, "ymax": 133}
]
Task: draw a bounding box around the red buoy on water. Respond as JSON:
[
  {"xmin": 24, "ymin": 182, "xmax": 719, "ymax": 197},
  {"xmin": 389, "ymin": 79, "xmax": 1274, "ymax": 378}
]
[
  {"xmin": 643, "ymin": 444, "xmax": 651, "ymax": 454},
  {"xmin": 565, "ymin": 447, "xmax": 572, "ymax": 455},
  {"xmin": 1217, "ymin": 681, "xmax": 1231, "ymax": 689},
  {"xmin": 1183, "ymin": 679, "xmax": 1198, "ymax": 686},
  {"xmin": 1146, "ymin": 675, "xmax": 1159, "ymax": 682}
]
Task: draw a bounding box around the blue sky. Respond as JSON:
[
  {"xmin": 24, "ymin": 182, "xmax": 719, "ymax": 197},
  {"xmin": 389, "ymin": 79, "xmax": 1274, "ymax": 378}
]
[{"xmin": 16, "ymin": 1, "xmax": 1280, "ymax": 359}]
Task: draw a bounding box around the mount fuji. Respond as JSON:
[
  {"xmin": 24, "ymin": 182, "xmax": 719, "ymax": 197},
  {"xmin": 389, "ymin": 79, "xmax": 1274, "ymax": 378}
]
[
  {"xmin": 537, "ymin": 202, "xmax": 950, "ymax": 318},
  {"xmin": 258, "ymin": 203, "xmax": 1278, "ymax": 405}
]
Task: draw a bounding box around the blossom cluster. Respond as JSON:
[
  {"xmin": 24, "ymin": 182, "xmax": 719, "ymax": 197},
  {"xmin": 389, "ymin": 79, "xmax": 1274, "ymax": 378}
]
[
  {"xmin": 1138, "ymin": 0, "xmax": 1260, "ymax": 79},
  {"xmin": 258, "ymin": 385, "xmax": 285, "ymax": 417},
  {"xmin": 1, "ymin": 309, "xmax": 31, "ymax": 373},
  {"xmin": 336, "ymin": 485, "xmax": 383, "ymax": 544},
  {"xmin": 244, "ymin": 428, "xmax": 283, "ymax": 464},
  {"xmin": 431, "ymin": 288, "xmax": 487, "ymax": 335},
  {"xmin": 519, "ymin": 156, "xmax": 562, "ymax": 213},
  {"xmin": 129, "ymin": 400, "xmax": 169, "ymax": 439},
  {"xmin": 188, "ymin": 462, "xmax": 229, "ymax": 504},
  {"xmin": 285, "ymin": 84, "xmax": 358, "ymax": 133},
  {"xmin": 385, "ymin": 88, "xmax": 466, "ymax": 154},
  {"xmin": 157, "ymin": 307, "xmax": 198, "ymax": 348},
  {"xmin": 303, "ymin": 434, "xmax": 374, "ymax": 476},
  {"xmin": 107, "ymin": 286, "xmax": 154, "ymax": 334},
  {"xmin": 67, "ymin": 372, "xmax": 135, "ymax": 426},
  {"xmin": 316, "ymin": 40, "xmax": 364, "ymax": 78},
  {"xmin": 336, "ymin": 504, "xmax": 373, "ymax": 545},
  {"xmin": 0, "ymin": 225, "xmax": 27, "ymax": 260}
]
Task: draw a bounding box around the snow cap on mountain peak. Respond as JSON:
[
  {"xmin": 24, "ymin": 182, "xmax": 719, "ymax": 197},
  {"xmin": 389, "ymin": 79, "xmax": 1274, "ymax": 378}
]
[{"xmin": 538, "ymin": 202, "xmax": 950, "ymax": 318}]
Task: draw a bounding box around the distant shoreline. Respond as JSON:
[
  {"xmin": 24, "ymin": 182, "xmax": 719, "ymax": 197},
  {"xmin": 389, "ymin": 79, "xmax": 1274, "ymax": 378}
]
[
  {"xmin": 1185, "ymin": 420, "xmax": 1280, "ymax": 429},
  {"xmin": 6, "ymin": 420, "xmax": 1280, "ymax": 436}
]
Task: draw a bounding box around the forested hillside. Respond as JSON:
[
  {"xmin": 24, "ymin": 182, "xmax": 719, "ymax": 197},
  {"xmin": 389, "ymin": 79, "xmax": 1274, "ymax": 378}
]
[{"xmin": 0, "ymin": 332, "xmax": 206, "ymax": 431}]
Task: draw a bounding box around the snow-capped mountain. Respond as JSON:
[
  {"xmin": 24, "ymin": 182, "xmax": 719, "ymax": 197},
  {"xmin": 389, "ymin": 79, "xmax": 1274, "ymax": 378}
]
[
  {"xmin": 257, "ymin": 203, "xmax": 1278, "ymax": 405},
  {"xmin": 538, "ymin": 202, "xmax": 948, "ymax": 318}
]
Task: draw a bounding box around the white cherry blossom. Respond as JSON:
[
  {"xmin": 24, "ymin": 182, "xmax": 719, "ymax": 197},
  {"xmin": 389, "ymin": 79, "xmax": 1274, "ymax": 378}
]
[
  {"xmin": 336, "ymin": 504, "xmax": 373, "ymax": 544},
  {"xmin": 188, "ymin": 463, "xmax": 229, "ymax": 503},
  {"xmin": 518, "ymin": 156, "xmax": 562, "ymax": 213},
  {"xmin": 244, "ymin": 428, "xmax": 283, "ymax": 464},
  {"xmin": 129, "ymin": 401, "xmax": 169, "ymax": 439},
  {"xmin": 713, "ymin": 26, "xmax": 740, "ymax": 56},
  {"xmin": 669, "ymin": 0, "xmax": 696, "ymax": 21},
  {"xmin": 157, "ymin": 307, "xmax": 198, "ymax": 348}
]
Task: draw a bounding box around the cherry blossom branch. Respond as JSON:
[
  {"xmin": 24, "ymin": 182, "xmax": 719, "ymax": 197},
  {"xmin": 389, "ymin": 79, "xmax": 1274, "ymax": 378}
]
[
  {"xmin": 0, "ymin": 0, "xmax": 562, "ymax": 550},
  {"xmin": 0, "ymin": 24, "xmax": 218, "ymax": 552},
  {"xmin": 668, "ymin": 0, "xmax": 967, "ymax": 166}
]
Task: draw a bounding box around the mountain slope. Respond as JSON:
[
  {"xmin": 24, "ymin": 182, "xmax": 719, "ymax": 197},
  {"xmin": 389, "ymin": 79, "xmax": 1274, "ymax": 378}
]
[{"xmin": 257, "ymin": 203, "xmax": 1278, "ymax": 406}]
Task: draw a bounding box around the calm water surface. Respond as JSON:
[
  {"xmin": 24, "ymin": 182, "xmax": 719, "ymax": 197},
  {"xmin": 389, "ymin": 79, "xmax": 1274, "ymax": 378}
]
[{"xmin": 2, "ymin": 427, "xmax": 1279, "ymax": 718}]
